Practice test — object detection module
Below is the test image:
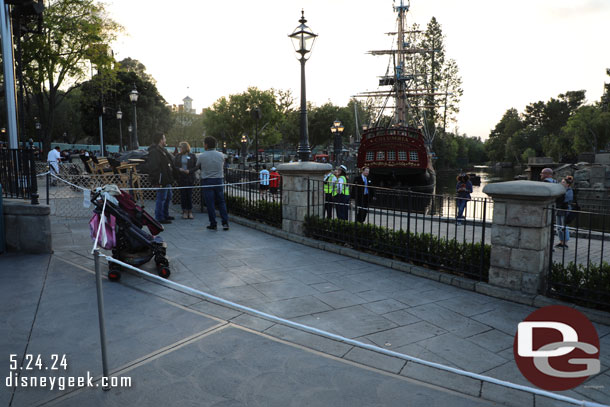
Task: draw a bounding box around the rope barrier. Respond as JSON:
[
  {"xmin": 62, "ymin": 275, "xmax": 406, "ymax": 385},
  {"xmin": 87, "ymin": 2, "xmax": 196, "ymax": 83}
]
[{"xmin": 96, "ymin": 252, "xmax": 606, "ymax": 407}]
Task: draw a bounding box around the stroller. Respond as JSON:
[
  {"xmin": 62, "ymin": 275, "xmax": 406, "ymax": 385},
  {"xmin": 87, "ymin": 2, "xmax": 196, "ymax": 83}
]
[{"xmin": 90, "ymin": 186, "xmax": 171, "ymax": 281}]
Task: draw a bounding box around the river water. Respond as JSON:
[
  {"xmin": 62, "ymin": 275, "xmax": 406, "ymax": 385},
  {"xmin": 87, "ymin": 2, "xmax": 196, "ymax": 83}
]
[{"xmin": 434, "ymin": 167, "xmax": 519, "ymax": 198}]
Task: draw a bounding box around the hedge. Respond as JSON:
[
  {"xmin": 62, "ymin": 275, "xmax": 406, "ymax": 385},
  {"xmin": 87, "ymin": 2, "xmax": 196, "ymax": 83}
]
[{"xmin": 303, "ymin": 215, "xmax": 491, "ymax": 281}]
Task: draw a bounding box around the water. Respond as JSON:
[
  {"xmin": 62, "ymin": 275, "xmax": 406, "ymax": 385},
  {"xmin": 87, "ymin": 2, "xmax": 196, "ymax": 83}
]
[{"xmin": 434, "ymin": 167, "xmax": 518, "ymax": 198}]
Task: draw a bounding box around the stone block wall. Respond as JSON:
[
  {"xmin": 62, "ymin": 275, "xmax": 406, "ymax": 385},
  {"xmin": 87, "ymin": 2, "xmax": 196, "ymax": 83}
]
[{"xmin": 2, "ymin": 199, "xmax": 52, "ymax": 254}]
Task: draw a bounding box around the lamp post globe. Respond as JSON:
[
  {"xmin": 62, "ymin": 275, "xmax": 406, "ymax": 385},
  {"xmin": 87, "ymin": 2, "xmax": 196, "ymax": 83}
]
[
  {"xmin": 288, "ymin": 10, "xmax": 317, "ymax": 162},
  {"xmin": 129, "ymin": 86, "xmax": 139, "ymax": 150},
  {"xmin": 240, "ymin": 135, "xmax": 248, "ymax": 170}
]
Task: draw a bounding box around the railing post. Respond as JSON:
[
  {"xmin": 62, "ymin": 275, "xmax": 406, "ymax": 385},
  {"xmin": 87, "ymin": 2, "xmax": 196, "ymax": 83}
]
[
  {"xmin": 480, "ymin": 198, "xmax": 487, "ymax": 280},
  {"xmin": 93, "ymin": 250, "xmax": 111, "ymax": 390},
  {"xmin": 46, "ymin": 170, "xmax": 50, "ymax": 205},
  {"xmin": 28, "ymin": 143, "xmax": 39, "ymax": 205}
]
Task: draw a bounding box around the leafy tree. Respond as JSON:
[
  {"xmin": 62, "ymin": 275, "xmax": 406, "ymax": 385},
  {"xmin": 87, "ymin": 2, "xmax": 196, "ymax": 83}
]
[
  {"xmin": 79, "ymin": 67, "xmax": 172, "ymax": 148},
  {"xmin": 563, "ymin": 106, "xmax": 610, "ymax": 153},
  {"xmin": 202, "ymin": 87, "xmax": 283, "ymax": 151},
  {"xmin": 21, "ymin": 0, "xmax": 122, "ymax": 152},
  {"xmin": 485, "ymin": 108, "xmax": 524, "ymax": 162}
]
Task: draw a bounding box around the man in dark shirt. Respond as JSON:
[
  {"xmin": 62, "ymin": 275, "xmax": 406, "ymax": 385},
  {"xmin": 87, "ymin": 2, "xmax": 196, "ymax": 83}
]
[{"xmin": 147, "ymin": 133, "xmax": 175, "ymax": 224}]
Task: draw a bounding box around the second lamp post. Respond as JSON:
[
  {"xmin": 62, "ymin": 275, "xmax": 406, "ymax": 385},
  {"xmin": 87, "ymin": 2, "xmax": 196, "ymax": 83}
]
[
  {"xmin": 289, "ymin": 10, "xmax": 317, "ymax": 162},
  {"xmin": 129, "ymin": 86, "xmax": 139, "ymax": 150},
  {"xmin": 331, "ymin": 120, "xmax": 344, "ymax": 166}
]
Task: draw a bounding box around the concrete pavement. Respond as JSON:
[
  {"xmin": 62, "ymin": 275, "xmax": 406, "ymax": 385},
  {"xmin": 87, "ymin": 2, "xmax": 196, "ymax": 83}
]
[{"xmin": 1, "ymin": 209, "xmax": 609, "ymax": 406}]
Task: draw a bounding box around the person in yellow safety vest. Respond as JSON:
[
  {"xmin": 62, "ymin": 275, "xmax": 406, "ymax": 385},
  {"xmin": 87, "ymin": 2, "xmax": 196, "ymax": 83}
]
[
  {"xmin": 333, "ymin": 165, "xmax": 350, "ymax": 220},
  {"xmin": 323, "ymin": 169, "xmax": 336, "ymax": 218}
]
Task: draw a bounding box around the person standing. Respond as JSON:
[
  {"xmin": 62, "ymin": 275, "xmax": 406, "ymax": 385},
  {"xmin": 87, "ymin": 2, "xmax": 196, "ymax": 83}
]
[
  {"xmin": 556, "ymin": 176, "xmax": 574, "ymax": 248},
  {"xmin": 334, "ymin": 165, "xmax": 350, "ymax": 220},
  {"xmin": 353, "ymin": 166, "xmax": 374, "ymax": 223},
  {"xmin": 196, "ymin": 136, "xmax": 229, "ymax": 230},
  {"xmin": 259, "ymin": 165, "xmax": 270, "ymax": 195},
  {"xmin": 174, "ymin": 141, "xmax": 197, "ymax": 219},
  {"xmin": 147, "ymin": 133, "xmax": 175, "ymax": 224},
  {"xmin": 269, "ymin": 167, "xmax": 281, "ymax": 196},
  {"xmin": 540, "ymin": 168, "xmax": 558, "ymax": 183},
  {"xmin": 455, "ymin": 173, "xmax": 473, "ymax": 225},
  {"xmin": 323, "ymin": 169, "xmax": 336, "ymax": 218},
  {"xmin": 47, "ymin": 146, "xmax": 62, "ymax": 185}
]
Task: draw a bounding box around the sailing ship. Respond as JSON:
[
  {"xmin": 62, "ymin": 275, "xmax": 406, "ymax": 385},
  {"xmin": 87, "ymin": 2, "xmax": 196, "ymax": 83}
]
[{"xmin": 356, "ymin": 0, "xmax": 438, "ymax": 194}]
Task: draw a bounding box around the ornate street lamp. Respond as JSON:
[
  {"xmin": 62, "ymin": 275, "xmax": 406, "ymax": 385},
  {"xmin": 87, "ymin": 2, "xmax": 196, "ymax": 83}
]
[
  {"xmin": 129, "ymin": 86, "xmax": 139, "ymax": 150},
  {"xmin": 116, "ymin": 107, "xmax": 123, "ymax": 152},
  {"xmin": 289, "ymin": 10, "xmax": 317, "ymax": 162},
  {"xmin": 127, "ymin": 124, "xmax": 133, "ymax": 150},
  {"xmin": 330, "ymin": 120, "xmax": 344, "ymax": 165},
  {"xmin": 240, "ymin": 135, "xmax": 248, "ymax": 170}
]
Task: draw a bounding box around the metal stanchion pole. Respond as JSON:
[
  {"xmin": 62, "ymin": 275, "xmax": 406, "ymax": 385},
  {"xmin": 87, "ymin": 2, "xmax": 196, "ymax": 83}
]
[
  {"xmin": 46, "ymin": 171, "xmax": 50, "ymax": 205},
  {"xmin": 93, "ymin": 250, "xmax": 111, "ymax": 390}
]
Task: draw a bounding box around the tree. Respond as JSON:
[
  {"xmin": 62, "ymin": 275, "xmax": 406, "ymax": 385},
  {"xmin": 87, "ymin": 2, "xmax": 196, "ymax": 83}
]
[
  {"xmin": 79, "ymin": 66, "xmax": 172, "ymax": 148},
  {"xmin": 563, "ymin": 106, "xmax": 610, "ymax": 154},
  {"xmin": 485, "ymin": 108, "xmax": 524, "ymax": 162},
  {"xmin": 21, "ymin": 0, "xmax": 122, "ymax": 152},
  {"xmin": 202, "ymin": 87, "xmax": 284, "ymax": 151}
]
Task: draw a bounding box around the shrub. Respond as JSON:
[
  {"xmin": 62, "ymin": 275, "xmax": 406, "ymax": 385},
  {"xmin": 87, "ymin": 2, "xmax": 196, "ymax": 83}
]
[
  {"xmin": 226, "ymin": 196, "xmax": 281, "ymax": 227},
  {"xmin": 549, "ymin": 261, "xmax": 610, "ymax": 308},
  {"xmin": 303, "ymin": 215, "xmax": 490, "ymax": 281}
]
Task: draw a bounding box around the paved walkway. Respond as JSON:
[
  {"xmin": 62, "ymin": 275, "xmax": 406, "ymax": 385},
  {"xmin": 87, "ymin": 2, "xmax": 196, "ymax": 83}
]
[{"xmin": 2, "ymin": 208, "xmax": 609, "ymax": 406}]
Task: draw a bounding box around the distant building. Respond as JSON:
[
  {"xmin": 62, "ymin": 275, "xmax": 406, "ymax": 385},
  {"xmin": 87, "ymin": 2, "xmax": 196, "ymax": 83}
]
[{"xmin": 183, "ymin": 96, "xmax": 195, "ymax": 114}]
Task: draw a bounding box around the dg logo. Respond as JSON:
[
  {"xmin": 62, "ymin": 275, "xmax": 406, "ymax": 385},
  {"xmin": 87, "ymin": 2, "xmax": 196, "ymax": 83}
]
[{"xmin": 514, "ymin": 305, "xmax": 601, "ymax": 391}]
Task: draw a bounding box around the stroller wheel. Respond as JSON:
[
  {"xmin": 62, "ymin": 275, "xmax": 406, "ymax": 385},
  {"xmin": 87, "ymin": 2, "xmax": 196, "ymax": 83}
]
[
  {"xmin": 108, "ymin": 262, "xmax": 122, "ymax": 281},
  {"xmin": 158, "ymin": 267, "xmax": 171, "ymax": 279},
  {"xmin": 108, "ymin": 269, "xmax": 121, "ymax": 281}
]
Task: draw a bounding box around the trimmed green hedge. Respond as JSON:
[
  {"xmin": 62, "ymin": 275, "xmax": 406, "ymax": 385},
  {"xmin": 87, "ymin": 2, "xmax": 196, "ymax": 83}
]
[
  {"xmin": 226, "ymin": 196, "xmax": 281, "ymax": 227},
  {"xmin": 549, "ymin": 261, "xmax": 610, "ymax": 308},
  {"xmin": 303, "ymin": 215, "xmax": 491, "ymax": 281}
]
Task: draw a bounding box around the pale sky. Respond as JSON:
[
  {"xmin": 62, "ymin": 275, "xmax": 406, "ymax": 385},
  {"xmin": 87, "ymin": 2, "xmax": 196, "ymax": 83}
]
[{"xmin": 104, "ymin": 0, "xmax": 610, "ymax": 140}]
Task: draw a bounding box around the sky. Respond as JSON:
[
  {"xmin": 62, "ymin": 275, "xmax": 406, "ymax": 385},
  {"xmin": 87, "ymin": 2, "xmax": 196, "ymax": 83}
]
[{"xmin": 103, "ymin": 0, "xmax": 610, "ymax": 140}]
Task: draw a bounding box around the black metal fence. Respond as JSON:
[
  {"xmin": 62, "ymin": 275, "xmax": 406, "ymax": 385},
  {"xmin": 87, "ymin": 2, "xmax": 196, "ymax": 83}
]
[
  {"xmin": 547, "ymin": 206, "xmax": 610, "ymax": 310},
  {"xmin": 0, "ymin": 148, "xmax": 39, "ymax": 203},
  {"xmin": 221, "ymin": 168, "xmax": 282, "ymax": 228},
  {"xmin": 304, "ymin": 179, "xmax": 491, "ymax": 281}
]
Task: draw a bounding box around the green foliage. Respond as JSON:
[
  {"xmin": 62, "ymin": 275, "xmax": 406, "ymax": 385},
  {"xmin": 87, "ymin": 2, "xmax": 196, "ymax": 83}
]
[
  {"xmin": 485, "ymin": 108, "xmax": 524, "ymax": 163},
  {"xmin": 550, "ymin": 261, "xmax": 610, "ymax": 308},
  {"xmin": 22, "ymin": 0, "xmax": 123, "ymax": 152},
  {"xmin": 303, "ymin": 215, "xmax": 490, "ymax": 281},
  {"xmin": 563, "ymin": 105, "xmax": 610, "ymax": 154},
  {"xmin": 79, "ymin": 67, "xmax": 172, "ymax": 147},
  {"xmin": 225, "ymin": 195, "xmax": 281, "ymax": 228}
]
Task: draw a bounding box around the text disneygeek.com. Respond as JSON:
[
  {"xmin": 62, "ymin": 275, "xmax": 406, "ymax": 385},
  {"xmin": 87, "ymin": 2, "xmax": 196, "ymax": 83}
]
[{"xmin": 6, "ymin": 371, "xmax": 132, "ymax": 391}]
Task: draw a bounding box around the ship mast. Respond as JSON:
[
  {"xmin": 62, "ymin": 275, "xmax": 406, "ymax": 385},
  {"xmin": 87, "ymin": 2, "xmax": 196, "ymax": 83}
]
[{"xmin": 394, "ymin": 0, "xmax": 409, "ymax": 126}]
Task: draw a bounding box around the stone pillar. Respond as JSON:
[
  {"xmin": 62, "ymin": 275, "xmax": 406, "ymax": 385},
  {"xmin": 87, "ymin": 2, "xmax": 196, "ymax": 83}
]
[
  {"xmin": 482, "ymin": 181, "xmax": 565, "ymax": 295},
  {"xmin": 277, "ymin": 162, "xmax": 332, "ymax": 235}
]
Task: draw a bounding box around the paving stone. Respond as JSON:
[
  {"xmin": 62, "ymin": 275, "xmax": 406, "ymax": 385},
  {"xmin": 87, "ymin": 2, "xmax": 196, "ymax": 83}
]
[
  {"xmin": 343, "ymin": 346, "xmax": 406, "ymax": 374},
  {"xmin": 466, "ymin": 329, "xmax": 514, "ymax": 353},
  {"xmin": 309, "ymin": 282, "xmax": 342, "ymax": 293},
  {"xmin": 400, "ymin": 361, "xmax": 482, "ymax": 397},
  {"xmin": 293, "ymin": 306, "xmax": 398, "ymax": 339},
  {"xmin": 251, "ymin": 279, "xmax": 318, "ymax": 300},
  {"xmin": 314, "ymin": 290, "xmax": 368, "ymax": 309},
  {"xmin": 382, "ymin": 309, "xmax": 421, "ymax": 326},
  {"xmin": 258, "ymin": 296, "xmax": 333, "ymax": 319},
  {"xmin": 362, "ymin": 299, "xmax": 408, "ymax": 315},
  {"xmin": 406, "ymin": 302, "xmax": 492, "ymax": 338},
  {"xmin": 364, "ymin": 322, "xmax": 447, "ymax": 350},
  {"xmin": 411, "ymin": 333, "xmax": 508, "ymax": 374},
  {"xmin": 481, "ymin": 382, "xmax": 534, "ymax": 407},
  {"xmin": 264, "ymin": 324, "xmax": 352, "ymax": 357}
]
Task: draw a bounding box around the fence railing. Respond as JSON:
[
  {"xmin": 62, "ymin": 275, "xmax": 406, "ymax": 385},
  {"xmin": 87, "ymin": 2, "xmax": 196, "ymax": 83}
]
[
  {"xmin": 547, "ymin": 206, "xmax": 610, "ymax": 310},
  {"xmin": 304, "ymin": 179, "xmax": 491, "ymax": 281},
  {"xmin": 223, "ymin": 168, "xmax": 282, "ymax": 228},
  {"xmin": 0, "ymin": 148, "xmax": 39, "ymax": 204}
]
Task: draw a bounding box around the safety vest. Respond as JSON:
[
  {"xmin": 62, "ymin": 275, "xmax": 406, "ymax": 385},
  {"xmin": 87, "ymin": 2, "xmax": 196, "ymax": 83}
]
[
  {"xmin": 323, "ymin": 173, "xmax": 336, "ymax": 194},
  {"xmin": 332, "ymin": 176, "xmax": 349, "ymax": 196}
]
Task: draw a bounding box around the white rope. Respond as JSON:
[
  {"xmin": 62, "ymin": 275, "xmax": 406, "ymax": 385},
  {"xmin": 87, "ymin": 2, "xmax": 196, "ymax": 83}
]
[
  {"xmin": 91, "ymin": 195, "xmax": 108, "ymax": 254},
  {"xmin": 98, "ymin": 253, "xmax": 607, "ymax": 407}
]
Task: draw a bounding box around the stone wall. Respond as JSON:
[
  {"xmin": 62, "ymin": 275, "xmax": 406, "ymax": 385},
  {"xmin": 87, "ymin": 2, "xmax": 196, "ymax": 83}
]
[{"xmin": 2, "ymin": 199, "xmax": 52, "ymax": 254}]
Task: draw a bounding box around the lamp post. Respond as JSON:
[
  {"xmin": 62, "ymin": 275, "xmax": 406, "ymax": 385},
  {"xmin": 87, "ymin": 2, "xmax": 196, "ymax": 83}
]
[
  {"xmin": 251, "ymin": 106, "xmax": 261, "ymax": 172},
  {"xmin": 289, "ymin": 10, "xmax": 317, "ymax": 162},
  {"xmin": 127, "ymin": 124, "xmax": 133, "ymax": 150},
  {"xmin": 129, "ymin": 86, "xmax": 139, "ymax": 150},
  {"xmin": 330, "ymin": 120, "xmax": 345, "ymax": 166},
  {"xmin": 240, "ymin": 135, "xmax": 247, "ymax": 170},
  {"xmin": 116, "ymin": 107, "xmax": 123, "ymax": 152}
]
